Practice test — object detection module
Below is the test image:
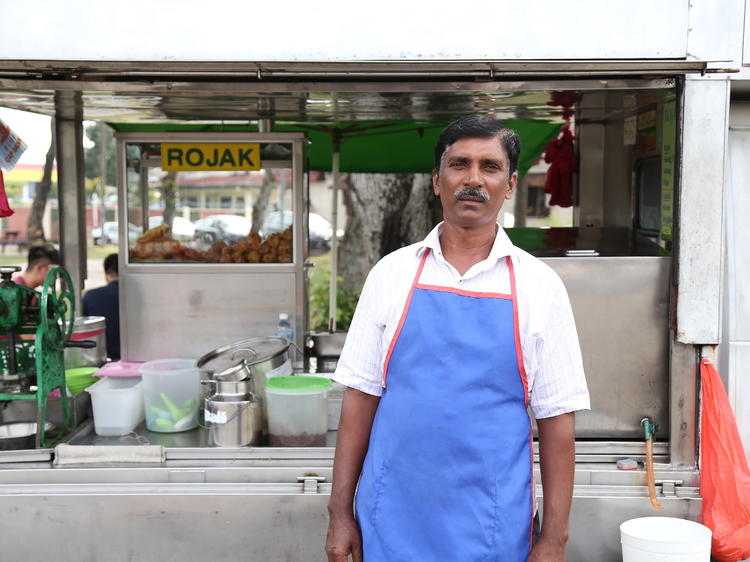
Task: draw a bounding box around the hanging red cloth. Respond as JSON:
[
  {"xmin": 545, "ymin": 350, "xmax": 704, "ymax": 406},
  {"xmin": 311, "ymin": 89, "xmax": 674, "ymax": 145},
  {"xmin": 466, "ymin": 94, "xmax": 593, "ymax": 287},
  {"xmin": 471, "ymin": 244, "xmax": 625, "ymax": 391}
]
[
  {"xmin": 0, "ymin": 169, "xmax": 15, "ymax": 218},
  {"xmin": 700, "ymin": 358, "xmax": 750, "ymax": 561},
  {"xmin": 543, "ymin": 126, "xmax": 576, "ymax": 208}
]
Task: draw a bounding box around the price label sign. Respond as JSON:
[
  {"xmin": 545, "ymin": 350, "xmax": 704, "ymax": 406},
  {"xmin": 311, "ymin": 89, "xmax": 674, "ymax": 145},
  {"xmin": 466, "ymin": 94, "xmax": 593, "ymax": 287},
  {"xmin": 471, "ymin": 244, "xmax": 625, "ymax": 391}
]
[{"xmin": 0, "ymin": 119, "xmax": 27, "ymax": 171}]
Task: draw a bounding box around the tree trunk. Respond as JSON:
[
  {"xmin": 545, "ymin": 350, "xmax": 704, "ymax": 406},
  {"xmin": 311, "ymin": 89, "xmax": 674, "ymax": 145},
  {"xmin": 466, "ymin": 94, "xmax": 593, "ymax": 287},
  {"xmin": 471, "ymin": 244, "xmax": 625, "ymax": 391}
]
[
  {"xmin": 338, "ymin": 172, "xmax": 437, "ymax": 292},
  {"xmin": 161, "ymin": 171, "xmax": 177, "ymax": 226},
  {"xmin": 251, "ymin": 170, "xmax": 274, "ymax": 232},
  {"xmin": 27, "ymin": 121, "xmax": 56, "ymax": 244}
]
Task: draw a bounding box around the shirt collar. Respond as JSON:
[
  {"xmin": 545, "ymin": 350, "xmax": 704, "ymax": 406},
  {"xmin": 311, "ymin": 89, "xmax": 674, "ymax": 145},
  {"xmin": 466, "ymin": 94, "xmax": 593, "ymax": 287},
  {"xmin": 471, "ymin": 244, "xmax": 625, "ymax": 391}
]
[{"xmin": 416, "ymin": 221, "xmax": 518, "ymax": 262}]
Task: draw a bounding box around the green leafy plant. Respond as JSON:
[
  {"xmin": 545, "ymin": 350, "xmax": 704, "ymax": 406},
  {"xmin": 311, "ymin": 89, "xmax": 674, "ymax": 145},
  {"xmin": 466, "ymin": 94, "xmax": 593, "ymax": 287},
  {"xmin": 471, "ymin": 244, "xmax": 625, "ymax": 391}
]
[{"xmin": 308, "ymin": 257, "xmax": 361, "ymax": 332}]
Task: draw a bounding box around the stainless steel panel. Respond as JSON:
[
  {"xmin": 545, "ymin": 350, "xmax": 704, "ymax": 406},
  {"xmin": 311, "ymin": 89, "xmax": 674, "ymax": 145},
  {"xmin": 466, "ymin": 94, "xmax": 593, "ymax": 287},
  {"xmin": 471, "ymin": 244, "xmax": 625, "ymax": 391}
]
[
  {"xmin": 1, "ymin": 391, "xmax": 91, "ymax": 429},
  {"xmin": 0, "ymin": 492, "xmax": 331, "ymax": 562},
  {"xmin": 562, "ymin": 493, "xmax": 701, "ymax": 561},
  {"xmin": 677, "ymin": 79, "xmax": 729, "ymax": 344},
  {"xmin": 543, "ymin": 257, "xmax": 671, "ymax": 439},
  {"xmin": 121, "ymin": 271, "xmax": 296, "ymax": 361},
  {"xmin": 0, "ymin": 464, "xmax": 699, "ymax": 562}
]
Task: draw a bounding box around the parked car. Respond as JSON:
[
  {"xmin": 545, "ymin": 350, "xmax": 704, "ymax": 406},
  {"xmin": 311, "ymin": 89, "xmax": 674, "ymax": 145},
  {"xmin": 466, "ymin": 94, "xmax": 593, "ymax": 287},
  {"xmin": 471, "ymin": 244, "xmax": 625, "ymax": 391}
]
[
  {"xmin": 193, "ymin": 214, "xmax": 252, "ymax": 244},
  {"xmin": 148, "ymin": 216, "xmax": 196, "ymax": 241},
  {"xmin": 262, "ymin": 210, "xmax": 341, "ymax": 250},
  {"xmin": 91, "ymin": 222, "xmax": 139, "ymax": 246}
]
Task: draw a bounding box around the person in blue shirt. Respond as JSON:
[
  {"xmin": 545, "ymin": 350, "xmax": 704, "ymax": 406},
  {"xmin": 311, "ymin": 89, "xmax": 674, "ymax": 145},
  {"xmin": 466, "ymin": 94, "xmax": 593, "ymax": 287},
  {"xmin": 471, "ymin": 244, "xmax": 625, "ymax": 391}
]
[{"xmin": 82, "ymin": 253, "xmax": 120, "ymax": 360}]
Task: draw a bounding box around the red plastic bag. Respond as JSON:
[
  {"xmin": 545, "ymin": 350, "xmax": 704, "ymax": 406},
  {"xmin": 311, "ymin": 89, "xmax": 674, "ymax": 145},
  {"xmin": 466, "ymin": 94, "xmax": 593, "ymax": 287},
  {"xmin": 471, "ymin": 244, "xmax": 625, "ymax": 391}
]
[
  {"xmin": 700, "ymin": 358, "xmax": 750, "ymax": 561},
  {"xmin": 0, "ymin": 169, "xmax": 15, "ymax": 218}
]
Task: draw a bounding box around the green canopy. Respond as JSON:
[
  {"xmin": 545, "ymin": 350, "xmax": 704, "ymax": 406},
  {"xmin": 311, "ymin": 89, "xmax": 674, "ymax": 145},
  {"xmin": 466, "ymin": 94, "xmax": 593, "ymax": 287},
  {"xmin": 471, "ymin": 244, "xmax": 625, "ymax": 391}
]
[{"xmin": 111, "ymin": 119, "xmax": 561, "ymax": 176}]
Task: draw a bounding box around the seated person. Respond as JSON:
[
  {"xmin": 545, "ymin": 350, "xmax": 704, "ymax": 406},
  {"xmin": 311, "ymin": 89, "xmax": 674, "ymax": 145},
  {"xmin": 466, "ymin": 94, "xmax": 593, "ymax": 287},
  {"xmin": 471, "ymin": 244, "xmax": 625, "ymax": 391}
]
[
  {"xmin": 13, "ymin": 244, "xmax": 60, "ymax": 289},
  {"xmin": 82, "ymin": 253, "xmax": 120, "ymax": 361}
]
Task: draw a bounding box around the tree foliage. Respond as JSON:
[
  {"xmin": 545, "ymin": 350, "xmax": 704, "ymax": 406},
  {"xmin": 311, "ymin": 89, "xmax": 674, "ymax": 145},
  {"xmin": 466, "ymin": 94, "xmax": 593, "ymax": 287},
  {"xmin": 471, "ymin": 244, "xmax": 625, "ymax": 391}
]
[
  {"xmin": 27, "ymin": 121, "xmax": 56, "ymax": 243},
  {"xmin": 84, "ymin": 121, "xmax": 116, "ymax": 185}
]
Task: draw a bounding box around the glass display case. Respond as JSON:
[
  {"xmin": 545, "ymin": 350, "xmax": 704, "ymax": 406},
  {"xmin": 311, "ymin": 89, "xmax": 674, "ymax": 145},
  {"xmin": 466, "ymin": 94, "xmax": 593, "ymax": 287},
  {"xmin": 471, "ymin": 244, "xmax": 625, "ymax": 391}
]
[
  {"xmin": 115, "ymin": 133, "xmax": 306, "ymax": 361},
  {"xmin": 123, "ymin": 139, "xmax": 296, "ymax": 264}
]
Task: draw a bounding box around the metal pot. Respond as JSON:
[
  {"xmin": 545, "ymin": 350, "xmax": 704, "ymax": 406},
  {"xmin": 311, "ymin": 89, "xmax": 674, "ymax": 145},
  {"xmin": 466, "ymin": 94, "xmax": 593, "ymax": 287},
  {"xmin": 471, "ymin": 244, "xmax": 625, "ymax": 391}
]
[
  {"xmin": 64, "ymin": 316, "xmax": 107, "ymax": 368},
  {"xmin": 197, "ymin": 336, "xmax": 293, "ymax": 441},
  {"xmin": 0, "ymin": 421, "xmax": 55, "ymax": 450}
]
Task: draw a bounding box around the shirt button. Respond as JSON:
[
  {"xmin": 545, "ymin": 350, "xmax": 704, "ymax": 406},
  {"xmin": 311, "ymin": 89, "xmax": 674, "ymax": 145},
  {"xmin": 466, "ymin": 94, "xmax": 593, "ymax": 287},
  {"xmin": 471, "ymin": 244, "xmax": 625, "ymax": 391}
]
[{"xmin": 458, "ymin": 279, "xmax": 463, "ymax": 284}]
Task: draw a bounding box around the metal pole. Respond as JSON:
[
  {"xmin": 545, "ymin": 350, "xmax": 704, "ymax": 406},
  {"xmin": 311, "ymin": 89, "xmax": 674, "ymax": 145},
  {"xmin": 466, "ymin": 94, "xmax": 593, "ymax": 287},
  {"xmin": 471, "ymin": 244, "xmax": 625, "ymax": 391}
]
[
  {"xmin": 328, "ymin": 133, "xmax": 340, "ymax": 333},
  {"xmin": 54, "ymin": 91, "xmax": 86, "ymax": 314},
  {"xmin": 98, "ymin": 123, "xmax": 107, "ymax": 226},
  {"xmin": 139, "ymin": 164, "xmax": 149, "ymax": 234}
]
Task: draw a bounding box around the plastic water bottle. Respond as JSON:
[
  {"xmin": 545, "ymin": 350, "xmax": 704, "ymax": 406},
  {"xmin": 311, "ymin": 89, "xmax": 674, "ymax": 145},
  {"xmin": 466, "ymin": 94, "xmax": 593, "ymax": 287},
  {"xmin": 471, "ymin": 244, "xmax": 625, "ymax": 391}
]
[{"xmin": 276, "ymin": 313, "xmax": 293, "ymax": 341}]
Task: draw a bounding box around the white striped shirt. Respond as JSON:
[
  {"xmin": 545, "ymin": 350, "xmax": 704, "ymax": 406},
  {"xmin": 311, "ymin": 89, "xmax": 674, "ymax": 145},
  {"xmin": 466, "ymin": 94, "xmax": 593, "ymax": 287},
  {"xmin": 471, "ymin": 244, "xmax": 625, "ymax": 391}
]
[{"xmin": 332, "ymin": 223, "xmax": 590, "ymax": 419}]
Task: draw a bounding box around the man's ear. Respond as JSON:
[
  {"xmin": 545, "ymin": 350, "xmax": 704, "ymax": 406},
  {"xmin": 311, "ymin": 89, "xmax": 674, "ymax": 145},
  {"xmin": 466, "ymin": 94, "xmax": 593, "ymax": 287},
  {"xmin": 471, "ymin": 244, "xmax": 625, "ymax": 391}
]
[
  {"xmin": 432, "ymin": 170, "xmax": 440, "ymax": 196},
  {"xmin": 505, "ymin": 171, "xmax": 519, "ymax": 200}
]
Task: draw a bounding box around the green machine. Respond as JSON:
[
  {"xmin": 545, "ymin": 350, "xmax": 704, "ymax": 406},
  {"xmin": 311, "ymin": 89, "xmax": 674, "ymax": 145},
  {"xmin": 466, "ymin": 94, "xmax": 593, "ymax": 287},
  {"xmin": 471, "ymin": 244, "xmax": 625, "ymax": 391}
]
[{"xmin": 0, "ymin": 265, "xmax": 94, "ymax": 447}]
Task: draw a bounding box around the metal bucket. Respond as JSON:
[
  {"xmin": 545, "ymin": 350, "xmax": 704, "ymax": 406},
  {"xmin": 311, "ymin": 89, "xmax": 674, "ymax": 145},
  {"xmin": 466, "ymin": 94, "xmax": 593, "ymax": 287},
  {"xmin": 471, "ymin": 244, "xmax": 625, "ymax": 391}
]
[
  {"xmin": 204, "ymin": 394, "xmax": 262, "ymax": 447},
  {"xmin": 64, "ymin": 316, "xmax": 107, "ymax": 368}
]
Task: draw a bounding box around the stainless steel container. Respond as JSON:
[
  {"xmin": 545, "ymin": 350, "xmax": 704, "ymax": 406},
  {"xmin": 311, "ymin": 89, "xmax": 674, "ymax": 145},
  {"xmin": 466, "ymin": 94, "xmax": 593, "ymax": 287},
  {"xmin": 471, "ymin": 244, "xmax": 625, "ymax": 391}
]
[
  {"xmin": 307, "ymin": 332, "xmax": 347, "ymax": 372},
  {"xmin": 197, "ymin": 337, "xmax": 293, "ymax": 437},
  {"xmin": 64, "ymin": 316, "xmax": 107, "ymax": 368},
  {"xmin": 204, "ymin": 392, "xmax": 262, "ymax": 447},
  {"xmin": 0, "ymin": 422, "xmax": 55, "ymax": 450}
]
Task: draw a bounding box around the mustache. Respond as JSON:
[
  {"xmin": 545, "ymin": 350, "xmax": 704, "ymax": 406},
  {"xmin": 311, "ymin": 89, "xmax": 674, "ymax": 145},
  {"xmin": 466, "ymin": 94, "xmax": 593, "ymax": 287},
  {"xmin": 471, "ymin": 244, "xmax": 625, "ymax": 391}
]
[{"xmin": 454, "ymin": 187, "xmax": 490, "ymax": 201}]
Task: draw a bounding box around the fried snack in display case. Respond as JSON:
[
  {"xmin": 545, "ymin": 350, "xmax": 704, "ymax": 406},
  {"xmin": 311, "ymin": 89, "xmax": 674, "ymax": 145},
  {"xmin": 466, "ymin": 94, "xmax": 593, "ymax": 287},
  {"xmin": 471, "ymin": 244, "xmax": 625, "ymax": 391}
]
[
  {"xmin": 130, "ymin": 224, "xmax": 293, "ymax": 263},
  {"xmin": 122, "ymin": 137, "xmax": 299, "ymax": 265}
]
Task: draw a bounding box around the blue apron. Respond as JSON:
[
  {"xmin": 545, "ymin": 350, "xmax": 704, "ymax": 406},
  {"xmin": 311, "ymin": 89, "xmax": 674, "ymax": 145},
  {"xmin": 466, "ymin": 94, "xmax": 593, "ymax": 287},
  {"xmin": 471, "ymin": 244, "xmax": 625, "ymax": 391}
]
[{"xmin": 356, "ymin": 251, "xmax": 534, "ymax": 561}]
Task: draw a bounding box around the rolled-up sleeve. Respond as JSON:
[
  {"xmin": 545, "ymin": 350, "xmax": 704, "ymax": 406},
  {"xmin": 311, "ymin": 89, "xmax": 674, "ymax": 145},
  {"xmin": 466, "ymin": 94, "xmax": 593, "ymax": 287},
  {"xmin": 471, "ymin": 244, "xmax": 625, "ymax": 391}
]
[
  {"xmin": 529, "ymin": 283, "xmax": 590, "ymax": 419},
  {"xmin": 332, "ymin": 265, "xmax": 386, "ymax": 396}
]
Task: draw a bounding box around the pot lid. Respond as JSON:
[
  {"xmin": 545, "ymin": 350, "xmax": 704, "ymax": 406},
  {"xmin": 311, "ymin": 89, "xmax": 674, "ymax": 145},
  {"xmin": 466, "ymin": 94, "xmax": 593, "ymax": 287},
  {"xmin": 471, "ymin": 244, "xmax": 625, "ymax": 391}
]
[
  {"xmin": 73, "ymin": 316, "xmax": 106, "ymax": 331},
  {"xmin": 197, "ymin": 336, "xmax": 291, "ymax": 378}
]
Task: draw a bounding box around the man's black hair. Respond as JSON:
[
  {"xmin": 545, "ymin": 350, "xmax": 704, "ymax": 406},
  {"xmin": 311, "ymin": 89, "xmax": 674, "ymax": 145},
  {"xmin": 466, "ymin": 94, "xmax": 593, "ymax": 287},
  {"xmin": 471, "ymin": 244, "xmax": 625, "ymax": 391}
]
[
  {"xmin": 27, "ymin": 244, "xmax": 60, "ymax": 270},
  {"xmin": 433, "ymin": 114, "xmax": 521, "ymax": 177},
  {"xmin": 104, "ymin": 253, "xmax": 118, "ymax": 277}
]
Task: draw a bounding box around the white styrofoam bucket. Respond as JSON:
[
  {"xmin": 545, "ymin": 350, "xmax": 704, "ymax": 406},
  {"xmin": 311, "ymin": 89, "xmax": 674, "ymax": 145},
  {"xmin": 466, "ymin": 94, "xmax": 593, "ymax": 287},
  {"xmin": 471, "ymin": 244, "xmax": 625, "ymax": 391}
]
[{"xmin": 620, "ymin": 517, "xmax": 712, "ymax": 562}]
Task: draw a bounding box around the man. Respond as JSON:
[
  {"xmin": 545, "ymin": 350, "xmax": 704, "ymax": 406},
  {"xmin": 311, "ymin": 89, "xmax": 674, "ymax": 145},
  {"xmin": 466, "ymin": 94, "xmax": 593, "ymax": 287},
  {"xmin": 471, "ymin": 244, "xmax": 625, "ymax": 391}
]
[
  {"xmin": 13, "ymin": 244, "xmax": 60, "ymax": 289},
  {"xmin": 326, "ymin": 115, "xmax": 590, "ymax": 562},
  {"xmin": 82, "ymin": 253, "xmax": 120, "ymax": 360}
]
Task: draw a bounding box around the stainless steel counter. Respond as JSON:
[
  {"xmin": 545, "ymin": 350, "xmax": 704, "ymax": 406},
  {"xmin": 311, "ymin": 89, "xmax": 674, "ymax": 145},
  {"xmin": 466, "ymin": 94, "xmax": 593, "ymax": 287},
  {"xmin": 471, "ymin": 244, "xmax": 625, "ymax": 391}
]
[{"xmin": 66, "ymin": 420, "xmax": 339, "ymax": 449}]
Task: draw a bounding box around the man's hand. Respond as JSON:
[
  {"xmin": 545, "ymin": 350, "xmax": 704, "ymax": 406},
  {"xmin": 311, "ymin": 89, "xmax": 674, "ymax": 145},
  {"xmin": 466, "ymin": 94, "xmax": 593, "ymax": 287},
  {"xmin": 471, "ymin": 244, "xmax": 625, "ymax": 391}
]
[
  {"xmin": 527, "ymin": 535, "xmax": 566, "ymax": 561},
  {"xmin": 325, "ymin": 513, "xmax": 363, "ymax": 562}
]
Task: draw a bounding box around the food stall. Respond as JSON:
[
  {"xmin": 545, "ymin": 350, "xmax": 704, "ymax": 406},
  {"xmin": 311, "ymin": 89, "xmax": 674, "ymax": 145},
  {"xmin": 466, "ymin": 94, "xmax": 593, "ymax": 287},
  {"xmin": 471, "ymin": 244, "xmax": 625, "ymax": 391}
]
[
  {"xmin": 0, "ymin": 1, "xmax": 744, "ymax": 559},
  {"xmin": 0, "ymin": 80, "xmax": 704, "ymax": 561}
]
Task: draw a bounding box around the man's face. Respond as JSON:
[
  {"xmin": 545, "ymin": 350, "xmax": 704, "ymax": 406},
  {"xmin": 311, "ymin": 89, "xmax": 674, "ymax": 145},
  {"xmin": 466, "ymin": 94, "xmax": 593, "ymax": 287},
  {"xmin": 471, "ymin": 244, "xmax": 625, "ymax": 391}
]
[{"xmin": 432, "ymin": 136, "xmax": 517, "ymax": 229}]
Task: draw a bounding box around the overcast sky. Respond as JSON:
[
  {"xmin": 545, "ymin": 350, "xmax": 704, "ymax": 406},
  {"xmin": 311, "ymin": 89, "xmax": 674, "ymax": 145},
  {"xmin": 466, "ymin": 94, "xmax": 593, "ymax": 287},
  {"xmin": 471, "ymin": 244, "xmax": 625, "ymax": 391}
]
[{"xmin": 0, "ymin": 107, "xmax": 53, "ymax": 166}]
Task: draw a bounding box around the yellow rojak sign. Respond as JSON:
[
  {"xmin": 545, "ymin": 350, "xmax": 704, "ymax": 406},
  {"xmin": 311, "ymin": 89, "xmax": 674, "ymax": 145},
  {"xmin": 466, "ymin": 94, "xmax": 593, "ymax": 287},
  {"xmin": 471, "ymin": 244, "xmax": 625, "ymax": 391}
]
[{"xmin": 161, "ymin": 143, "xmax": 261, "ymax": 171}]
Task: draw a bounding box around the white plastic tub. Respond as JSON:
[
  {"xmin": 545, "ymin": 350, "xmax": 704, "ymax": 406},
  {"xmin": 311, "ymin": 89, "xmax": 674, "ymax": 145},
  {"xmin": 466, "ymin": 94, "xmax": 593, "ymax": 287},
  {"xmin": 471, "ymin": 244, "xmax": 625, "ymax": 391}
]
[
  {"xmin": 86, "ymin": 377, "xmax": 144, "ymax": 436},
  {"xmin": 265, "ymin": 376, "xmax": 331, "ymax": 446},
  {"xmin": 140, "ymin": 359, "xmax": 200, "ymax": 433},
  {"xmin": 620, "ymin": 517, "xmax": 712, "ymax": 562}
]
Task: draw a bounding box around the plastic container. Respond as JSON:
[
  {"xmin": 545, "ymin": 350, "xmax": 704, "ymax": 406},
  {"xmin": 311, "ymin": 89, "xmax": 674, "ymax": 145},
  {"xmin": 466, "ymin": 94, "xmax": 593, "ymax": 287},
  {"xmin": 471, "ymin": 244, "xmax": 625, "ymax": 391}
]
[
  {"xmin": 140, "ymin": 359, "xmax": 200, "ymax": 433},
  {"xmin": 94, "ymin": 361, "xmax": 144, "ymax": 378},
  {"xmin": 265, "ymin": 376, "xmax": 332, "ymax": 446},
  {"xmin": 275, "ymin": 312, "xmax": 293, "ymax": 341},
  {"xmin": 86, "ymin": 377, "xmax": 144, "ymax": 436},
  {"xmin": 620, "ymin": 517, "xmax": 712, "ymax": 562},
  {"xmin": 65, "ymin": 366, "xmax": 98, "ymax": 395}
]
